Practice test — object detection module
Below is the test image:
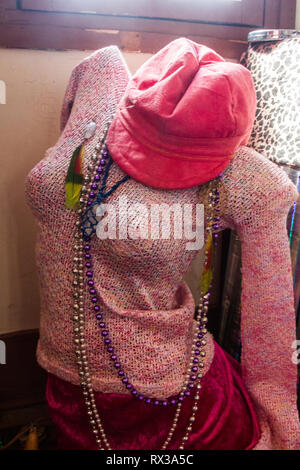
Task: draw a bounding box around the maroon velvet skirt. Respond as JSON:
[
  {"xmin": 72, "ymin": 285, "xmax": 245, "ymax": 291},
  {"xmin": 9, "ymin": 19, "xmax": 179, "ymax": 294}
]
[{"xmin": 46, "ymin": 341, "xmax": 260, "ymax": 450}]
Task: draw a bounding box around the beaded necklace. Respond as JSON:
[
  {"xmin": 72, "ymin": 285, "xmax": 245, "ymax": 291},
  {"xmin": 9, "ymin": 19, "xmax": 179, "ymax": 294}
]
[{"xmin": 69, "ymin": 121, "xmax": 222, "ymax": 450}]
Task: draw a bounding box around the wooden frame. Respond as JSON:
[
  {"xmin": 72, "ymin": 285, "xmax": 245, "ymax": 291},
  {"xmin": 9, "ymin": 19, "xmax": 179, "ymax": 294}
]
[{"xmin": 0, "ymin": 0, "xmax": 296, "ymax": 59}]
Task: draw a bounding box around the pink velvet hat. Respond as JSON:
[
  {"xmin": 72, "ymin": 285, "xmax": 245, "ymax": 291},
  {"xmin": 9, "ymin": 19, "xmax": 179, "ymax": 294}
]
[{"xmin": 107, "ymin": 37, "xmax": 256, "ymax": 189}]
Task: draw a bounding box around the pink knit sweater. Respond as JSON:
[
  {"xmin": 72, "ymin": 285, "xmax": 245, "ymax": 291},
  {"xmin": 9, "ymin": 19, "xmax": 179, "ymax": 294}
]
[{"xmin": 25, "ymin": 46, "xmax": 299, "ymax": 450}]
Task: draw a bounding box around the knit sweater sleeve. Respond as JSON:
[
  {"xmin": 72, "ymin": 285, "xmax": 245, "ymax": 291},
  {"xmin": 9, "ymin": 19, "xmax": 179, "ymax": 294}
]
[{"xmin": 221, "ymin": 146, "xmax": 300, "ymax": 450}]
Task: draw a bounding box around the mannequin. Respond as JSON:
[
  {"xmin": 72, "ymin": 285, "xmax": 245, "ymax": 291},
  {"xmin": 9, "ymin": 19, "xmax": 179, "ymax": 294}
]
[{"xmin": 25, "ymin": 43, "xmax": 299, "ymax": 450}]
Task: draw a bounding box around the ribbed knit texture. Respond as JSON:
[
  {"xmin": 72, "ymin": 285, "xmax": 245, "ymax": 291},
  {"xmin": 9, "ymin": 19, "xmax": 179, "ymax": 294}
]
[{"xmin": 25, "ymin": 46, "xmax": 299, "ymax": 450}]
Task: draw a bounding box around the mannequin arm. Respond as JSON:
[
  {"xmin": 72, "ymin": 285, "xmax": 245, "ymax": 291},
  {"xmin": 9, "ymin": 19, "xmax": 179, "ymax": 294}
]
[{"xmin": 237, "ymin": 185, "xmax": 299, "ymax": 450}]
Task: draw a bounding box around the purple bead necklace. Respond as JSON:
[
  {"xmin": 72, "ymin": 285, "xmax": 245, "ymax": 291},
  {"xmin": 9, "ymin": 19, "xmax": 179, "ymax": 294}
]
[{"xmin": 71, "ymin": 122, "xmax": 222, "ymax": 450}]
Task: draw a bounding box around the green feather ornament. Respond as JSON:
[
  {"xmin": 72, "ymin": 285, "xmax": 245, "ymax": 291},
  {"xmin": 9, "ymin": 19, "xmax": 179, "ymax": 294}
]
[{"xmin": 65, "ymin": 144, "xmax": 85, "ymax": 210}]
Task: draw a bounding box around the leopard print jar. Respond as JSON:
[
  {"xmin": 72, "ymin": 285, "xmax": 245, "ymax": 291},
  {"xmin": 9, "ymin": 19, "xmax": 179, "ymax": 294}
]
[{"xmin": 241, "ymin": 33, "xmax": 300, "ymax": 168}]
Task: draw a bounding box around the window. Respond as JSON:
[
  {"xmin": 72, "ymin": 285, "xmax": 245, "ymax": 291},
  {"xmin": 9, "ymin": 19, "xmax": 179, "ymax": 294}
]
[
  {"xmin": 0, "ymin": 0, "xmax": 296, "ymax": 59},
  {"xmin": 20, "ymin": 0, "xmax": 265, "ymax": 27}
]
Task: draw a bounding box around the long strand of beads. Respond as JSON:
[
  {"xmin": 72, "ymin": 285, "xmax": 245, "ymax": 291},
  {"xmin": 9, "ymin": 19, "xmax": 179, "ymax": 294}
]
[{"xmin": 71, "ymin": 122, "xmax": 221, "ymax": 450}]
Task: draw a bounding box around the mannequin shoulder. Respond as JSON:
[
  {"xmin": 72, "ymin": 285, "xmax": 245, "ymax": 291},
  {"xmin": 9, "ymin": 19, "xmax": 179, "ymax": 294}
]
[
  {"xmin": 67, "ymin": 45, "xmax": 124, "ymax": 83},
  {"xmin": 81, "ymin": 45, "xmax": 123, "ymax": 69},
  {"xmin": 223, "ymin": 146, "xmax": 295, "ymax": 197},
  {"xmin": 219, "ymin": 146, "xmax": 298, "ymax": 225}
]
